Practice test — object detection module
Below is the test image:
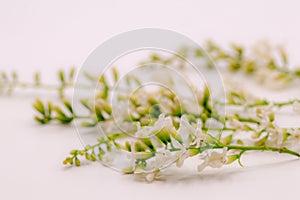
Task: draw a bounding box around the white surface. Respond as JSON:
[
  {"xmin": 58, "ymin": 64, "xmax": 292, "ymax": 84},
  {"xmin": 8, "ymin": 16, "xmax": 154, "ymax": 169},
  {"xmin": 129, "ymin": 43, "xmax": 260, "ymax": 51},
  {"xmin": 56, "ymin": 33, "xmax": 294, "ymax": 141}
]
[{"xmin": 1, "ymin": 1, "xmax": 300, "ymax": 200}]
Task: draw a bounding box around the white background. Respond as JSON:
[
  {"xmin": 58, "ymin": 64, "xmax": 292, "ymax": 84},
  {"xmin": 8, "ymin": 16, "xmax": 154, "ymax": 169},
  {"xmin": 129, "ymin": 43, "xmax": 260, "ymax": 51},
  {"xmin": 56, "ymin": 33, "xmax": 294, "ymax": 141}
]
[{"xmin": 1, "ymin": 0, "xmax": 300, "ymax": 200}]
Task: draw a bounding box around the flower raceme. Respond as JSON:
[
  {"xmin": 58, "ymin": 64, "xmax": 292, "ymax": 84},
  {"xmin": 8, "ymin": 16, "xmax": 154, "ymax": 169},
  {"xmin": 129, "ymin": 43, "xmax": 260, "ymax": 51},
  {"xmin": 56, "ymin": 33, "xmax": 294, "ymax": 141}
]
[{"xmin": 17, "ymin": 40, "xmax": 300, "ymax": 182}]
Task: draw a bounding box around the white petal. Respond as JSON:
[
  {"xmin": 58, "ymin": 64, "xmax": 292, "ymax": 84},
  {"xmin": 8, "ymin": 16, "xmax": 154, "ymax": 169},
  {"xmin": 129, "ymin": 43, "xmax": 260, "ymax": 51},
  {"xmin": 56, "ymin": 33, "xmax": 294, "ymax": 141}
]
[
  {"xmin": 197, "ymin": 161, "xmax": 208, "ymax": 172},
  {"xmin": 293, "ymin": 101, "xmax": 300, "ymax": 113}
]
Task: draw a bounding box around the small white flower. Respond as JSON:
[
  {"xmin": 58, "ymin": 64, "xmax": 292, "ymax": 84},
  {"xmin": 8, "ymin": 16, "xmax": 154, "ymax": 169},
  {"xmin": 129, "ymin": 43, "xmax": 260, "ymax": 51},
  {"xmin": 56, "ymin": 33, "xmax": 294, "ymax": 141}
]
[
  {"xmin": 197, "ymin": 147, "xmax": 228, "ymax": 172},
  {"xmin": 255, "ymin": 67, "xmax": 271, "ymax": 84},
  {"xmin": 102, "ymin": 154, "xmax": 114, "ymax": 164},
  {"xmin": 292, "ymin": 101, "xmax": 300, "ymax": 113},
  {"xmin": 251, "ymin": 40, "xmax": 272, "ymax": 62},
  {"xmin": 256, "ymin": 104, "xmax": 274, "ymax": 119},
  {"xmin": 134, "ymin": 169, "xmax": 160, "ymax": 182},
  {"xmin": 285, "ymin": 128, "xmax": 300, "ymax": 150},
  {"xmin": 228, "ymin": 118, "xmax": 245, "ymax": 130},
  {"xmin": 153, "ymin": 114, "xmax": 165, "ymax": 131},
  {"xmin": 135, "ymin": 114, "xmax": 165, "ymax": 137},
  {"xmin": 164, "ymin": 116, "xmax": 175, "ymax": 131},
  {"xmin": 265, "ymin": 124, "xmax": 284, "ymax": 147},
  {"xmin": 145, "ymin": 169, "xmax": 160, "ymax": 182},
  {"xmin": 190, "ymin": 120, "xmax": 206, "ymax": 148},
  {"xmin": 176, "ymin": 150, "xmax": 191, "ymax": 168},
  {"xmin": 257, "ymin": 117, "xmax": 272, "ymax": 132},
  {"xmin": 177, "ymin": 115, "xmax": 196, "ymax": 144},
  {"xmin": 148, "ymin": 149, "xmax": 175, "ymax": 169}
]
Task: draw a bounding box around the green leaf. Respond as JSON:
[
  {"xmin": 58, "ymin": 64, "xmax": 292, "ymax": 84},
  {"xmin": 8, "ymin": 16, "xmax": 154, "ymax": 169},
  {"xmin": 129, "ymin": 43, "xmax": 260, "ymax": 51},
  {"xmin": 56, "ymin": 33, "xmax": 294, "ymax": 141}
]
[
  {"xmin": 188, "ymin": 148, "xmax": 200, "ymax": 157},
  {"xmin": 94, "ymin": 105, "xmax": 105, "ymax": 121},
  {"xmin": 112, "ymin": 67, "xmax": 119, "ymax": 82},
  {"xmin": 135, "ymin": 142, "xmax": 146, "ymax": 152},
  {"xmin": 58, "ymin": 70, "xmax": 65, "ymax": 84},
  {"xmin": 194, "ymin": 48, "xmax": 203, "ymax": 57},
  {"xmin": 254, "ymin": 136, "xmax": 268, "ymax": 146},
  {"xmin": 33, "ymin": 99, "xmax": 45, "ymax": 115},
  {"xmin": 12, "ymin": 71, "xmax": 18, "ymax": 81},
  {"xmin": 221, "ymin": 135, "xmax": 233, "ymax": 145},
  {"xmin": 1, "ymin": 72, "xmax": 7, "ymax": 80},
  {"xmin": 140, "ymin": 138, "xmax": 156, "ymax": 151},
  {"xmin": 149, "ymin": 104, "xmax": 160, "ymax": 118},
  {"xmin": 156, "ymin": 128, "xmax": 171, "ymax": 145},
  {"xmin": 63, "ymin": 99, "xmax": 73, "ymax": 114},
  {"xmin": 69, "ymin": 67, "xmax": 76, "ymax": 81},
  {"xmin": 81, "ymin": 121, "xmax": 97, "ymax": 127},
  {"xmin": 203, "ymin": 133, "xmax": 217, "ymax": 144},
  {"xmin": 54, "ymin": 106, "xmax": 66, "ymax": 118},
  {"xmin": 58, "ymin": 117, "xmax": 73, "ymax": 124},
  {"xmin": 70, "ymin": 150, "xmax": 78, "ymax": 155},
  {"xmin": 80, "ymin": 99, "xmax": 91, "ymax": 111},
  {"xmin": 170, "ymin": 129, "xmax": 183, "ymax": 144},
  {"xmin": 47, "ymin": 102, "xmax": 53, "ymax": 117},
  {"xmin": 85, "ymin": 153, "xmax": 91, "ymax": 160},
  {"xmin": 125, "ymin": 141, "xmax": 131, "ymax": 152},
  {"xmin": 34, "ymin": 116, "xmax": 46, "ymax": 124},
  {"xmin": 75, "ymin": 158, "xmax": 81, "ymax": 166},
  {"xmin": 107, "ymin": 133, "xmax": 126, "ymax": 140},
  {"xmin": 226, "ymin": 154, "xmax": 238, "ymax": 164},
  {"xmin": 34, "ymin": 72, "xmax": 40, "ymax": 85},
  {"xmin": 113, "ymin": 141, "xmax": 122, "ymax": 150}
]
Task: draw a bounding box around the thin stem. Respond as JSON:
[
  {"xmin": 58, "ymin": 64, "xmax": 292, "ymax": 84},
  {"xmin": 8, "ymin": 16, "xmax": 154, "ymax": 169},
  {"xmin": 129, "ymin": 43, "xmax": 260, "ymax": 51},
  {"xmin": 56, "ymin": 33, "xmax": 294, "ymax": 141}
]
[
  {"xmin": 217, "ymin": 100, "xmax": 299, "ymax": 108},
  {"xmin": 200, "ymin": 144, "xmax": 300, "ymax": 157}
]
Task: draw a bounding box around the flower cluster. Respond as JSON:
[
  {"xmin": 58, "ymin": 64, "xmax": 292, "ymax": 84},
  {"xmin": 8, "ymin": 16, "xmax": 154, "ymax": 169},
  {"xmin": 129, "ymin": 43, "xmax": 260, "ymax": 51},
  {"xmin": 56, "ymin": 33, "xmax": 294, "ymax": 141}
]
[{"xmin": 4, "ymin": 40, "xmax": 298, "ymax": 182}]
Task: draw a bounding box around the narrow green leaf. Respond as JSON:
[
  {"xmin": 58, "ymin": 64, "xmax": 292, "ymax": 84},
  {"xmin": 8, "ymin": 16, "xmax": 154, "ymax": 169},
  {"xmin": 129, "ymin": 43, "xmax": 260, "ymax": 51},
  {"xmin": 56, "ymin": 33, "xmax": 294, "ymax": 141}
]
[
  {"xmin": 33, "ymin": 99, "xmax": 45, "ymax": 115},
  {"xmin": 63, "ymin": 99, "xmax": 73, "ymax": 114}
]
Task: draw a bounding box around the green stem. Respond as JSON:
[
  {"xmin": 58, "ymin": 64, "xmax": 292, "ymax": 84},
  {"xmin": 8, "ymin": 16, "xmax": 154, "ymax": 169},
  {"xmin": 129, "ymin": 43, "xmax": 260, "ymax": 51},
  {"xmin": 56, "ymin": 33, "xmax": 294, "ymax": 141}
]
[
  {"xmin": 203, "ymin": 144, "xmax": 300, "ymax": 157},
  {"xmin": 217, "ymin": 100, "xmax": 299, "ymax": 108}
]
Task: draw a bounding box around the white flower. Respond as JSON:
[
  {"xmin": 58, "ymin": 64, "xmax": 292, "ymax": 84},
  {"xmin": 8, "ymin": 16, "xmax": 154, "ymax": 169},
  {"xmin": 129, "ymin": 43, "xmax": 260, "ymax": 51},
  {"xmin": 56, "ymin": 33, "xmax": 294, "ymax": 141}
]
[
  {"xmin": 164, "ymin": 116, "xmax": 175, "ymax": 131},
  {"xmin": 149, "ymin": 149, "xmax": 173, "ymax": 169},
  {"xmin": 102, "ymin": 153, "xmax": 114, "ymax": 164},
  {"xmin": 176, "ymin": 150, "xmax": 191, "ymax": 168},
  {"xmin": 177, "ymin": 115, "xmax": 196, "ymax": 144},
  {"xmin": 145, "ymin": 170, "xmax": 160, "ymax": 182},
  {"xmin": 256, "ymin": 104, "xmax": 274, "ymax": 119},
  {"xmin": 134, "ymin": 169, "xmax": 160, "ymax": 182},
  {"xmin": 228, "ymin": 118, "xmax": 245, "ymax": 130},
  {"xmin": 152, "ymin": 113, "xmax": 165, "ymax": 131},
  {"xmin": 284, "ymin": 128, "xmax": 300, "ymax": 151},
  {"xmin": 135, "ymin": 114, "xmax": 165, "ymax": 137},
  {"xmin": 265, "ymin": 124, "xmax": 284, "ymax": 147},
  {"xmin": 182, "ymin": 98, "xmax": 203, "ymax": 115},
  {"xmin": 255, "ymin": 67, "xmax": 271, "ymax": 84},
  {"xmin": 190, "ymin": 120, "xmax": 206, "ymax": 148},
  {"xmin": 257, "ymin": 117, "xmax": 272, "ymax": 133},
  {"xmin": 197, "ymin": 147, "xmax": 228, "ymax": 172},
  {"xmin": 292, "ymin": 101, "xmax": 300, "ymax": 113},
  {"xmin": 251, "ymin": 40, "xmax": 272, "ymax": 62},
  {"xmin": 159, "ymin": 97, "xmax": 174, "ymax": 113}
]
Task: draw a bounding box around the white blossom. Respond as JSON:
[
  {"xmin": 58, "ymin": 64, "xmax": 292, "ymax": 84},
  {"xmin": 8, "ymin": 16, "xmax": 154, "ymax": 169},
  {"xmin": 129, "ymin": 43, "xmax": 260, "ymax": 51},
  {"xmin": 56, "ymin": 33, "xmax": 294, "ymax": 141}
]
[
  {"xmin": 251, "ymin": 40, "xmax": 273, "ymax": 63},
  {"xmin": 266, "ymin": 127, "xmax": 284, "ymax": 147},
  {"xmin": 102, "ymin": 153, "xmax": 114, "ymax": 164},
  {"xmin": 255, "ymin": 66, "xmax": 290, "ymax": 89},
  {"xmin": 292, "ymin": 101, "xmax": 300, "ymax": 113},
  {"xmin": 256, "ymin": 104, "xmax": 274, "ymax": 119},
  {"xmin": 177, "ymin": 115, "xmax": 196, "ymax": 144},
  {"xmin": 148, "ymin": 149, "xmax": 174, "ymax": 169},
  {"xmin": 190, "ymin": 120, "xmax": 206, "ymax": 148},
  {"xmin": 134, "ymin": 169, "xmax": 160, "ymax": 182},
  {"xmin": 197, "ymin": 147, "xmax": 228, "ymax": 172},
  {"xmin": 228, "ymin": 118, "xmax": 246, "ymax": 130},
  {"xmin": 176, "ymin": 150, "xmax": 191, "ymax": 168},
  {"xmin": 145, "ymin": 170, "xmax": 160, "ymax": 182},
  {"xmin": 284, "ymin": 128, "xmax": 300, "ymax": 151},
  {"xmin": 135, "ymin": 114, "xmax": 165, "ymax": 137}
]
